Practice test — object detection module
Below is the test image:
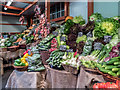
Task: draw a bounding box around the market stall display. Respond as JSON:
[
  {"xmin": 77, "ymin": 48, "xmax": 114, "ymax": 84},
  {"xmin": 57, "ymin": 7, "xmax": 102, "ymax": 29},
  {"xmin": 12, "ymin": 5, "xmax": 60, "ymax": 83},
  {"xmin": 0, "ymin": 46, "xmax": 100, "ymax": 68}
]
[{"xmin": 2, "ymin": 8, "xmax": 120, "ymax": 89}]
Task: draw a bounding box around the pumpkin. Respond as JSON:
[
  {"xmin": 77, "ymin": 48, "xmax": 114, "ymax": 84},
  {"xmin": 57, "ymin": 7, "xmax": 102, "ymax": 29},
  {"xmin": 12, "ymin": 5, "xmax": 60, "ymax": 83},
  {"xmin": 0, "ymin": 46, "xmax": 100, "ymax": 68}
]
[{"xmin": 65, "ymin": 16, "xmax": 73, "ymax": 22}]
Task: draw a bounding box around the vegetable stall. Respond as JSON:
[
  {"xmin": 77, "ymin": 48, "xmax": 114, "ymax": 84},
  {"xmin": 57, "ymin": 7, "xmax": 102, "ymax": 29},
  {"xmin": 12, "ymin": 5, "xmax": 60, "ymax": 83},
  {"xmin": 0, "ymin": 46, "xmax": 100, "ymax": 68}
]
[{"xmin": 1, "ymin": 4, "xmax": 120, "ymax": 89}]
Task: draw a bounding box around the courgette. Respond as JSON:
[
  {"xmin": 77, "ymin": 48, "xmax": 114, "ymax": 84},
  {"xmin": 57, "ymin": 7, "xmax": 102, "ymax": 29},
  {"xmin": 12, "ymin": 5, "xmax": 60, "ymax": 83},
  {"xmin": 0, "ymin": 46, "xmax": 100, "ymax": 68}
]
[
  {"xmin": 117, "ymin": 70, "xmax": 120, "ymax": 76},
  {"xmin": 105, "ymin": 66, "xmax": 117, "ymax": 70},
  {"xmin": 108, "ymin": 71, "xmax": 117, "ymax": 77},
  {"xmin": 106, "ymin": 58, "xmax": 119, "ymax": 65},
  {"xmin": 97, "ymin": 64, "xmax": 111, "ymax": 74},
  {"xmin": 112, "ymin": 68, "xmax": 120, "ymax": 72},
  {"xmin": 114, "ymin": 62, "xmax": 120, "ymax": 66}
]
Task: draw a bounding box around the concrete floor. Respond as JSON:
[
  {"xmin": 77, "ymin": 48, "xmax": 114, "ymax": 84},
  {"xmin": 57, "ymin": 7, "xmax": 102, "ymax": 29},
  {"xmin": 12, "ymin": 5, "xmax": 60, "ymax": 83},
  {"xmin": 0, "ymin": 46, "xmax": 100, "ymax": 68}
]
[{"xmin": 1, "ymin": 67, "xmax": 13, "ymax": 89}]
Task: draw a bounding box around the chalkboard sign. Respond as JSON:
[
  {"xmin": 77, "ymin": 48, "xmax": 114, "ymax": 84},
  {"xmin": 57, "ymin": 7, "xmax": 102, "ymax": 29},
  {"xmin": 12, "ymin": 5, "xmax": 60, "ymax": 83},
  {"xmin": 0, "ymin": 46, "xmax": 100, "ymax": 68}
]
[
  {"xmin": 23, "ymin": 37, "xmax": 26, "ymax": 40},
  {"xmin": 52, "ymin": 31, "xmax": 58, "ymax": 36},
  {"xmin": 60, "ymin": 36, "xmax": 66, "ymax": 41},
  {"xmin": 78, "ymin": 32, "xmax": 83, "ymax": 37},
  {"xmin": 104, "ymin": 35, "xmax": 112, "ymax": 43},
  {"xmin": 87, "ymin": 31, "xmax": 93, "ymax": 37},
  {"xmin": 60, "ymin": 45, "xmax": 67, "ymax": 51},
  {"xmin": 94, "ymin": 42, "xmax": 103, "ymax": 50}
]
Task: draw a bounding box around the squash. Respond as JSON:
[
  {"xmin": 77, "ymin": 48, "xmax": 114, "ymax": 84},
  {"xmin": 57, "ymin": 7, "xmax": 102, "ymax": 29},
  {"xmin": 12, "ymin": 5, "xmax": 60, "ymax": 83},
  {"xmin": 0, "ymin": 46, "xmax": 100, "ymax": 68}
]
[
  {"xmin": 65, "ymin": 16, "xmax": 73, "ymax": 22},
  {"xmin": 16, "ymin": 38, "xmax": 23, "ymax": 42}
]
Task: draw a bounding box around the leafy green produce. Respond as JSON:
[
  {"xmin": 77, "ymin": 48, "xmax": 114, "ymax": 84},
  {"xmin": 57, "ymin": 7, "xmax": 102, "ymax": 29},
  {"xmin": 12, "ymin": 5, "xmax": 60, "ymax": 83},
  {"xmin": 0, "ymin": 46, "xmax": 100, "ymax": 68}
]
[
  {"xmin": 73, "ymin": 16, "xmax": 85, "ymax": 25},
  {"xmin": 81, "ymin": 38, "xmax": 93, "ymax": 56},
  {"xmin": 27, "ymin": 46, "xmax": 45, "ymax": 72},
  {"xmin": 64, "ymin": 19, "xmax": 74, "ymax": 34},
  {"xmin": 89, "ymin": 13, "xmax": 103, "ymax": 21},
  {"xmin": 76, "ymin": 35, "xmax": 87, "ymax": 43},
  {"xmin": 94, "ymin": 18, "xmax": 120, "ymax": 39},
  {"xmin": 46, "ymin": 50, "xmax": 65, "ymax": 69},
  {"xmin": 38, "ymin": 34, "xmax": 56, "ymax": 50}
]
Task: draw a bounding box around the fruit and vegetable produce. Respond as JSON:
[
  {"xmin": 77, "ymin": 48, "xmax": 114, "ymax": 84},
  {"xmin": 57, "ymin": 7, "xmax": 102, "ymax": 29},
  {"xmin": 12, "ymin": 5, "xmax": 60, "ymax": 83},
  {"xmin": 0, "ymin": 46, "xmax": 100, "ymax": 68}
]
[
  {"xmin": 76, "ymin": 35, "xmax": 87, "ymax": 44},
  {"xmin": 46, "ymin": 50, "xmax": 65, "ymax": 69},
  {"xmin": 14, "ymin": 50, "xmax": 32, "ymax": 66},
  {"xmin": 77, "ymin": 41, "xmax": 85, "ymax": 54},
  {"xmin": 81, "ymin": 38, "xmax": 93, "ymax": 56},
  {"xmin": 97, "ymin": 56, "xmax": 120, "ymax": 77},
  {"xmin": 38, "ymin": 34, "xmax": 56, "ymax": 51},
  {"xmin": 104, "ymin": 42, "xmax": 120, "ymax": 62},
  {"xmin": 111, "ymin": 16, "xmax": 120, "ymax": 21},
  {"xmin": 65, "ymin": 16, "xmax": 73, "ymax": 22},
  {"xmin": 94, "ymin": 18, "xmax": 120, "ymax": 39},
  {"xmin": 49, "ymin": 38, "xmax": 58, "ymax": 52},
  {"xmin": 72, "ymin": 16, "xmax": 85, "ymax": 25},
  {"xmin": 0, "ymin": 38, "xmax": 8, "ymax": 47},
  {"xmin": 93, "ymin": 82, "xmax": 118, "ymax": 89},
  {"xmin": 64, "ymin": 19, "xmax": 74, "ymax": 34},
  {"xmin": 79, "ymin": 55, "xmax": 97, "ymax": 69},
  {"xmin": 89, "ymin": 13, "xmax": 103, "ymax": 22},
  {"xmin": 62, "ymin": 52, "xmax": 80, "ymax": 70},
  {"xmin": 26, "ymin": 46, "xmax": 45, "ymax": 71},
  {"xmin": 82, "ymin": 21, "xmax": 95, "ymax": 34}
]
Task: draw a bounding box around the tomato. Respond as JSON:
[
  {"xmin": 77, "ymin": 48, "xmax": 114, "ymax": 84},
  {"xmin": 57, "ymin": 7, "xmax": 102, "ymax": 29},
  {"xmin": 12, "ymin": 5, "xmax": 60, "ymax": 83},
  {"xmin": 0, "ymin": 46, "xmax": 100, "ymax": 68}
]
[
  {"xmin": 116, "ymin": 80, "xmax": 120, "ymax": 90},
  {"xmin": 93, "ymin": 83, "xmax": 99, "ymax": 90},
  {"xmin": 105, "ymin": 82, "xmax": 118, "ymax": 89},
  {"xmin": 99, "ymin": 83, "xmax": 105, "ymax": 88}
]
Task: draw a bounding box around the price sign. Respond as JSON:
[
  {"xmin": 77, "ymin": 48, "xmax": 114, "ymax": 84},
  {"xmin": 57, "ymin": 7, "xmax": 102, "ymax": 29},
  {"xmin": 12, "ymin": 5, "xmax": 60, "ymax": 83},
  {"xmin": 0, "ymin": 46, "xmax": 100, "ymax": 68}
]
[
  {"xmin": 52, "ymin": 31, "xmax": 58, "ymax": 36},
  {"xmin": 87, "ymin": 31, "xmax": 93, "ymax": 37},
  {"xmin": 78, "ymin": 32, "xmax": 83, "ymax": 37},
  {"xmin": 66, "ymin": 49, "xmax": 73, "ymax": 52},
  {"xmin": 104, "ymin": 36, "xmax": 112, "ymax": 43},
  {"xmin": 94, "ymin": 42, "xmax": 103, "ymax": 50},
  {"xmin": 60, "ymin": 36, "xmax": 66, "ymax": 41},
  {"xmin": 38, "ymin": 35, "xmax": 42, "ymax": 39},
  {"xmin": 60, "ymin": 45, "xmax": 67, "ymax": 51}
]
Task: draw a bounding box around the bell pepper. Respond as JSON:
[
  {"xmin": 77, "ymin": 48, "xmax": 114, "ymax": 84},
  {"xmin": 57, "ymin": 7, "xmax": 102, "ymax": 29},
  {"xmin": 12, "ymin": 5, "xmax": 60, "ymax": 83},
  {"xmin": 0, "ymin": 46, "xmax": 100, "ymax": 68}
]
[
  {"xmin": 15, "ymin": 59, "xmax": 21, "ymax": 63},
  {"xmin": 20, "ymin": 62, "xmax": 26, "ymax": 66},
  {"xmin": 23, "ymin": 49, "xmax": 31, "ymax": 55},
  {"xmin": 14, "ymin": 62, "xmax": 21, "ymax": 66},
  {"xmin": 23, "ymin": 53, "xmax": 29, "ymax": 58},
  {"xmin": 21, "ymin": 58, "xmax": 26, "ymax": 61},
  {"xmin": 25, "ymin": 62, "xmax": 29, "ymax": 66},
  {"xmin": 21, "ymin": 59, "xmax": 26, "ymax": 63}
]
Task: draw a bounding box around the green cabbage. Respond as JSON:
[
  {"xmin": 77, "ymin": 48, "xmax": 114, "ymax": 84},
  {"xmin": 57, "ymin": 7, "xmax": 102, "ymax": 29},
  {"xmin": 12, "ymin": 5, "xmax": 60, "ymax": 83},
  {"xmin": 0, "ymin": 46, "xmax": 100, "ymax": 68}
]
[
  {"xmin": 94, "ymin": 18, "xmax": 120, "ymax": 39},
  {"xmin": 73, "ymin": 16, "xmax": 85, "ymax": 25}
]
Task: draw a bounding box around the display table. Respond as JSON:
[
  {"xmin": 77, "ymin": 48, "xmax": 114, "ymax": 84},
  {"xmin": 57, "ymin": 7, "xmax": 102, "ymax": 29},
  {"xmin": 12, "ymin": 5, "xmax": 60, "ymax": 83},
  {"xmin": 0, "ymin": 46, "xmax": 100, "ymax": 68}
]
[
  {"xmin": 45, "ymin": 66, "xmax": 77, "ymax": 88},
  {"xmin": 5, "ymin": 70, "xmax": 46, "ymax": 88},
  {"xmin": 0, "ymin": 49, "xmax": 26, "ymax": 61},
  {"xmin": 76, "ymin": 67, "xmax": 105, "ymax": 88},
  {"xmin": 0, "ymin": 49, "xmax": 26, "ymax": 75},
  {"xmin": 5, "ymin": 66, "xmax": 109, "ymax": 89}
]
